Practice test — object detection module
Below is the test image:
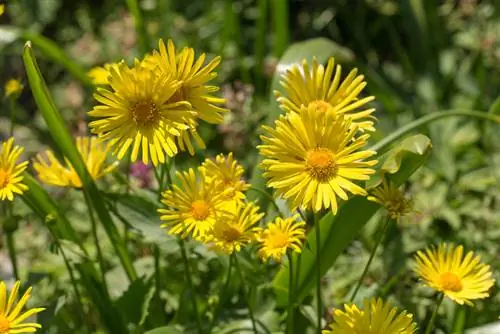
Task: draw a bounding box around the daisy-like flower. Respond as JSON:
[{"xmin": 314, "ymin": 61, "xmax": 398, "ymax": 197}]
[
  {"xmin": 87, "ymin": 62, "xmax": 122, "ymax": 85},
  {"xmin": 88, "ymin": 60, "xmax": 196, "ymax": 166},
  {"xmin": 4, "ymin": 79, "xmax": 23, "ymax": 99},
  {"xmin": 413, "ymin": 243, "xmax": 495, "ymax": 305},
  {"xmin": 200, "ymin": 152, "xmax": 250, "ymax": 202},
  {"xmin": 275, "ymin": 57, "xmax": 375, "ymax": 131},
  {"xmin": 258, "ymin": 104, "xmax": 377, "ymax": 214},
  {"xmin": 367, "ymin": 180, "xmax": 413, "ymax": 221},
  {"xmin": 323, "ymin": 298, "xmax": 417, "ymax": 334},
  {"xmin": 33, "ymin": 136, "xmax": 118, "ymax": 188},
  {"xmin": 150, "ymin": 39, "xmax": 228, "ymax": 154},
  {"xmin": 208, "ymin": 201, "xmax": 264, "ymax": 254},
  {"xmin": 0, "ymin": 138, "xmax": 29, "ymax": 201},
  {"xmin": 0, "ymin": 280, "xmax": 45, "ymax": 333},
  {"xmin": 158, "ymin": 168, "xmax": 229, "ymax": 241},
  {"xmin": 255, "ymin": 215, "xmax": 305, "ymax": 262}
]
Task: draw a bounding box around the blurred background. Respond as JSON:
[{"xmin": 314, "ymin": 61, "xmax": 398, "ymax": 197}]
[{"xmin": 1, "ymin": 0, "xmax": 500, "ymax": 333}]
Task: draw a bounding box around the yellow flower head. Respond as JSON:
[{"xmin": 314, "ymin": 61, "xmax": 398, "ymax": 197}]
[
  {"xmin": 150, "ymin": 39, "xmax": 228, "ymax": 154},
  {"xmin": 258, "ymin": 104, "xmax": 377, "ymax": 214},
  {"xmin": 4, "ymin": 79, "xmax": 23, "ymax": 99},
  {"xmin": 275, "ymin": 57, "xmax": 376, "ymax": 131},
  {"xmin": 88, "ymin": 61, "xmax": 196, "ymax": 166},
  {"xmin": 367, "ymin": 180, "xmax": 413, "ymax": 221},
  {"xmin": 208, "ymin": 201, "xmax": 264, "ymax": 254},
  {"xmin": 0, "ymin": 138, "xmax": 28, "ymax": 201},
  {"xmin": 256, "ymin": 215, "xmax": 305, "ymax": 262},
  {"xmin": 87, "ymin": 62, "xmax": 123, "ymax": 85},
  {"xmin": 0, "ymin": 5, "xmax": 4, "ymax": 16},
  {"xmin": 200, "ymin": 152, "xmax": 250, "ymax": 202},
  {"xmin": 33, "ymin": 136, "xmax": 118, "ymax": 188},
  {"xmin": 323, "ymin": 298, "xmax": 417, "ymax": 334},
  {"xmin": 0, "ymin": 281, "xmax": 45, "ymax": 334},
  {"xmin": 413, "ymin": 243, "xmax": 495, "ymax": 305},
  {"xmin": 158, "ymin": 168, "xmax": 229, "ymax": 241}
]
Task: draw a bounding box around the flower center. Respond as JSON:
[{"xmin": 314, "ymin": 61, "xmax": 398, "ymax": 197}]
[
  {"xmin": 130, "ymin": 101, "xmax": 158, "ymax": 126},
  {"xmin": 0, "ymin": 169, "xmax": 10, "ymax": 189},
  {"xmin": 306, "ymin": 148, "xmax": 337, "ymax": 182},
  {"xmin": 168, "ymin": 87, "xmax": 187, "ymax": 104},
  {"xmin": 0, "ymin": 314, "xmax": 10, "ymax": 334},
  {"xmin": 268, "ymin": 231, "xmax": 289, "ymax": 249},
  {"xmin": 308, "ymin": 100, "xmax": 332, "ymax": 113},
  {"xmin": 221, "ymin": 226, "xmax": 242, "ymax": 242},
  {"xmin": 191, "ymin": 200, "xmax": 210, "ymax": 221},
  {"xmin": 439, "ymin": 272, "xmax": 463, "ymax": 292}
]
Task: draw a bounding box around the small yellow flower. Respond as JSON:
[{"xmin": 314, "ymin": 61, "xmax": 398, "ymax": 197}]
[
  {"xmin": 323, "ymin": 298, "xmax": 417, "ymax": 334},
  {"xmin": 208, "ymin": 201, "xmax": 264, "ymax": 254},
  {"xmin": 256, "ymin": 215, "xmax": 305, "ymax": 262},
  {"xmin": 258, "ymin": 104, "xmax": 377, "ymax": 214},
  {"xmin": 0, "ymin": 138, "xmax": 29, "ymax": 201},
  {"xmin": 33, "ymin": 136, "xmax": 118, "ymax": 188},
  {"xmin": 200, "ymin": 152, "xmax": 250, "ymax": 202},
  {"xmin": 158, "ymin": 168, "xmax": 230, "ymax": 241},
  {"xmin": 87, "ymin": 62, "xmax": 122, "ymax": 85},
  {"xmin": 4, "ymin": 79, "xmax": 23, "ymax": 99},
  {"xmin": 413, "ymin": 243, "xmax": 495, "ymax": 305},
  {"xmin": 150, "ymin": 39, "xmax": 229, "ymax": 154},
  {"xmin": 88, "ymin": 60, "xmax": 196, "ymax": 166},
  {"xmin": 0, "ymin": 280, "xmax": 45, "ymax": 334},
  {"xmin": 275, "ymin": 57, "xmax": 375, "ymax": 131},
  {"xmin": 367, "ymin": 180, "xmax": 413, "ymax": 221},
  {"xmin": 0, "ymin": 5, "xmax": 4, "ymax": 16}
]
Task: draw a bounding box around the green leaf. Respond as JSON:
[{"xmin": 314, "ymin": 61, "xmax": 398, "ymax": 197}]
[
  {"xmin": 21, "ymin": 32, "xmax": 92, "ymax": 87},
  {"xmin": 23, "ymin": 42, "xmax": 137, "ymax": 281},
  {"xmin": 116, "ymin": 277, "xmax": 156, "ymax": 326},
  {"xmin": 144, "ymin": 326, "xmax": 185, "ymax": 334},
  {"xmin": 272, "ymin": 134, "xmax": 432, "ymax": 306}
]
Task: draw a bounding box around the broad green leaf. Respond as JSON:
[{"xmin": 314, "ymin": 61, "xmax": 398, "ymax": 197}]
[
  {"xmin": 23, "ymin": 42, "xmax": 137, "ymax": 281},
  {"xmin": 145, "ymin": 326, "xmax": 185, "ymax": 334},
  {"xmin": 21, "ymin": 32, "xmax": 92, "ymax": 87},
  {"xmin": 272, "ymin": 134, "xmax": 432, "ymax": 306},
  {"xmin": 116, "ymin": 277, "xmax": 155, "ymax": 326}
]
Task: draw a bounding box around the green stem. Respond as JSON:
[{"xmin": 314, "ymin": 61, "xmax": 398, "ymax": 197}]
[
  {"xmin": 83, "ymin": 192, "xmax": 109, "ymax": 296},
  {"xmin": 286, "ymin": 252, "xmax": 294, "ymax": 334},
  {"xmin": 425, "ymin": 293, "xmax": 444, "ymax": 334},
  {"xmin": 370, "ymin": 109, "xmax": 500, "ymax": 153},
  {"xmin": 209, "ymin": 254, "xmax": 234, "ymax": 332},
  {"xmin": 234, "ymin": 254, "xmax": 258, "ymax": 334},
  {"xmin": 248, "ymin": 187, "xmax": 285, "ymax": 218},
  {"xmin": 6, "ymin": 233, "xmax": 19, "ymax": 280},
  {"xmin": 178, "ymin": 238, "xmax": 203, "ymax": 333},
  {"xmin": 8, "ymin": 98, "xmax": 16, "ymax": 136},
  {"xmin": 125, "ymin": 0, "xmax": 149, "ymax": 54},
  {"xmin": 314, "ymin": 213, "xmax": 322, "ymax": 333},
  {"xmin": 254, "ymin": 0, "xmax": 268, "ymax": 93},
  {"xmin": 350, "ymin": 218, "xmax": 391, "ymax": 302},
  {"xmin": 271, "ymin": 0, "xmax": 289, "ymax": 57}
]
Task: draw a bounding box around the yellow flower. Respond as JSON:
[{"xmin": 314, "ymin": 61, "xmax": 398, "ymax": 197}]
[
  {"xmin": 0, "ymin": 138, "xmax": 28, "ymax": 201},
  {"xmin": 0, "ymin": 281, "xmax": 45, "ymax": 334},
  {"xmin": 87, "ymin": 62, "xmax": 122, "ymax": 85},
  {"xmin": 158, "ymin": 168, "xmax": 229, "ymax": 241},
  {"xmin": 0, "ymin": 5, "xmax": 4, "ymax": 16},
  {"xmin": 151, "ymin": 39, "xmax": 228, "ymax": 154},
  {"xmin": 275, "ymin": 57, "xmax": 375, "ymax": 131},
  {"xmin": 256, "ymin": 215, "xmax": 305, "ymax": 262},
  {"xmin": 88, "ymin": 61, "xmax": 196, "ymax": 166},
  {"xmin": 323, "ymin": 298, "xmax": 417, "ymax": 334},
  {"xmin": 258, "ymin": 104, "xmax": 377, "ymax": 214},
  {"xmin": 4, "ymin": 79, "xmax": 23, "ymax": 99},
  {"xmin": 367, "ymin": 180, "xmax": 413, "ymax": 221},
  {"xmin": 208, "ymin": 201, "xmax": 264, "ymax": 254},
  {"xmin": 413, "ymin": 243, "xmax": 495, "ymax": 305},
  {"xmin": 33, "ymin": 136, "xmax": 118, "ymax": 188},
  {"xmin": 200, "ymin": 152, "xmax": 250, "ymax": 202}
]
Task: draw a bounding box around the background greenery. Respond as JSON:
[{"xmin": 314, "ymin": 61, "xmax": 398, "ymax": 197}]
[{"xmin": 1, "ymin": 0, "xmax": 500, "ymax": 333}]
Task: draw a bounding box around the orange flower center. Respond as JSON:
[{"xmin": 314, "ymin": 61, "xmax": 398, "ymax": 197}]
[
  {"xmin": 268, "ymin": 231, "xmax": 289, "ymax": 249},
  {"xmin": 439, "ymin": 272, "xmax": 463, "ymax": 292},
  {"xmin": 191, "ymin": 200, "xmax": 210, "ymax": 221},
  {"xmin": 168, "ymin": 87, "xmax": 187, "ymax": 104},
  {"xmin": 221, "ymin": 226, "xmax": 242, "ymax": 242},
  {"xmin": 0, "ymin": 314, "xmax": 9, "ymax": 333},
  {"xmin": 308, "ymin": 100, "xmax": 332, "ymax": 113},
  {"xmin": 306, "ymin": 148, "xmax": 337, "ymax": 182},
  {"xmin": 130, "ymin": 101, "xmax": 158, "ymax": 126},
  {"xmin": 0, "ymin": 169, "xmax": 10, "ymax": 189}
]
